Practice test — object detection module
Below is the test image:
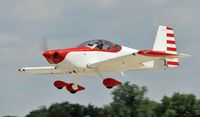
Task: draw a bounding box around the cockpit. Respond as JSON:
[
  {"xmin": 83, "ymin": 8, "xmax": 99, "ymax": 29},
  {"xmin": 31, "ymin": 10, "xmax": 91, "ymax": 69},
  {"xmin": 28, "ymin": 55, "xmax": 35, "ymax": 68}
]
[{"xmin": 77, "ymin": 40, "xmax": 121, "ymax": 51}]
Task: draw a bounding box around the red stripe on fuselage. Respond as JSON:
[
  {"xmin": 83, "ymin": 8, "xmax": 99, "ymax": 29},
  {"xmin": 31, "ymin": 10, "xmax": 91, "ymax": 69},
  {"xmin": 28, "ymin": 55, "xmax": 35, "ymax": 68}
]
[
  {"xmin": 137, "ymin": 50, "xmax": 179, "ymax": 58},
  {"xmin": 43, "ymin": 46, "xmax": 122, "ymax": 64}
]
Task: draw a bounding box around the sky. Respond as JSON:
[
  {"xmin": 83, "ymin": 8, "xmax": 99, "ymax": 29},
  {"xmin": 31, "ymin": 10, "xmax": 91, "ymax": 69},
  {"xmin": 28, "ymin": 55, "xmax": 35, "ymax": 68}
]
[{"xmin": 0, "ymin": 0, "xmax": 199, "ymax": 116}]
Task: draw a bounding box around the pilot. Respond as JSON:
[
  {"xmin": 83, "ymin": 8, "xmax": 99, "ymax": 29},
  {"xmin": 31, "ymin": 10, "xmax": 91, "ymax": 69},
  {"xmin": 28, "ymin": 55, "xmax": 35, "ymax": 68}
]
[{"xmin": 95, "ymin": 40, "xmax": 104, "ymax": 49}]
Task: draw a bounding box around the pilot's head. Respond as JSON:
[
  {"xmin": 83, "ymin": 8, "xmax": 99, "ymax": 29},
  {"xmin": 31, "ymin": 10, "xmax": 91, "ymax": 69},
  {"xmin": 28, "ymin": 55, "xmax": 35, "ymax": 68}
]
[{"xmin": 96, "ymin": 40, "xmax": 103, "ymax": 49}]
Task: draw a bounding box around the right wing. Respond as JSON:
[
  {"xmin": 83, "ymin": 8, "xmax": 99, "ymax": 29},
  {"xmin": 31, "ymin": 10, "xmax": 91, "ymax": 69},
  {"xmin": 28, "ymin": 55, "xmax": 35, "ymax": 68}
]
[
  {"xmin": 87, "ymin": 53, "xmax": 159, "ymax": 72},
  {"xmin": 87, "ymin": 51, "xmax": 189, "ymax": 72},
  {"xmin": 18, "ymin": 66, "xmax": 65, "ymax": 74}
]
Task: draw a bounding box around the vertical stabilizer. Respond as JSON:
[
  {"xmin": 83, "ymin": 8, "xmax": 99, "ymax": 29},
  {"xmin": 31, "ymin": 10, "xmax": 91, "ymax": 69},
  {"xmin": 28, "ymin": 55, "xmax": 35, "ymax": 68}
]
[{"xmin": 153, "ymin": 25, "xmax": 179, "ymax": 68}]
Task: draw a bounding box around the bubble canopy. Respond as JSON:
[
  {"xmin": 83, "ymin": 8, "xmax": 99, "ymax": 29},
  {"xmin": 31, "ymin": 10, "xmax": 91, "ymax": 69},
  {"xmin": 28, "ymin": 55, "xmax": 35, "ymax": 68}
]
[{"xmin": 77, "ymin": 39, "xmax": 121, "ymax": 51}]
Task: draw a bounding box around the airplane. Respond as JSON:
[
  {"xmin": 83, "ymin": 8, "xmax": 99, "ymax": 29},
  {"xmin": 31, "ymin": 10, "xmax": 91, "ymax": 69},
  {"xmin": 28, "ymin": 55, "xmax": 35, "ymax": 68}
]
[{"xmin": 18, "ymin": 25, "xmax": 190, "ymax": 94}]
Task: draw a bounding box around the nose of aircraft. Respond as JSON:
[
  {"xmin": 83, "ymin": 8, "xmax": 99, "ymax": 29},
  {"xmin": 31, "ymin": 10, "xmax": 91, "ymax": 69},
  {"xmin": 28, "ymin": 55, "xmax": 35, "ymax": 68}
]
[
  {"xmin": 42, "ymin": 50, "xmax": 68, "ymax": 64},
  {"xmin": 43, "ymin": 50, "xmax": 53, "ymax": 59}
]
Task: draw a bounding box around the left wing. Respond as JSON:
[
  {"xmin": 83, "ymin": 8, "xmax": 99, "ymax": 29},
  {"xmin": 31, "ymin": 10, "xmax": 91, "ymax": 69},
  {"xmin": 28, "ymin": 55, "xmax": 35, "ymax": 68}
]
[{"xmin": 18, "ymin": 66, "xmax": 65, "ymax": 74}]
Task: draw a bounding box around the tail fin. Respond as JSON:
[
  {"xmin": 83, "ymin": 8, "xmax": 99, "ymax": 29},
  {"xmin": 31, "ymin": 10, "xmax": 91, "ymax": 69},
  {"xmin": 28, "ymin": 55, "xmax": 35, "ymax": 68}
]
[{"xmin": 153, "ymin": 25, "xmax": 179, "ymax": 68}]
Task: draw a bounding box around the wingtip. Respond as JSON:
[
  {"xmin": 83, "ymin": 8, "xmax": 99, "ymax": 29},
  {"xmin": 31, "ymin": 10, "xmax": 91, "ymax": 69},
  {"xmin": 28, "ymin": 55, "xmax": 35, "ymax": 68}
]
[
  {"xmin": 18, "ymin": 67, "xmax": 25, "ymax": 72},
  {"xmin": 179, "ymin": 53, "xmax": 191, "ymax": 58}
]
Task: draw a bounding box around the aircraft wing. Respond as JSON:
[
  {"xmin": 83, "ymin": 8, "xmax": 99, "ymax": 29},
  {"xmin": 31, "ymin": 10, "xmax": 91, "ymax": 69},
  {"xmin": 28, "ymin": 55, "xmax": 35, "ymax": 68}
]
[
  {"xmin": 18, "ymin": 66, "xmax": 65, "ymax": 74},
  {"xmin": 87, "ymin": 53, "xmax": 159, "ymax": 72}
]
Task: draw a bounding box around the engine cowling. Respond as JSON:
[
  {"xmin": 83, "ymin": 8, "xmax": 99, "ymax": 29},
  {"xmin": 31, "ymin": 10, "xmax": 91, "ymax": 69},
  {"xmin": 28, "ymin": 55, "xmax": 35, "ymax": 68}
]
[{"xmin": 43, "ymin": 50, "xmax": 68, "ymax": 64}]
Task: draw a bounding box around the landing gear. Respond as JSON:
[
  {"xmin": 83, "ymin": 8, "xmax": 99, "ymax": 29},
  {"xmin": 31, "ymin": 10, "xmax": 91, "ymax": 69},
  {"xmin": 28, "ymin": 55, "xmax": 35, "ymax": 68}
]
[
  {"xmin": 106, "ymin": 86, "xmax": 113, "ymax": 89},
  {"xmin": 54, "ymin": 80, "xmax": 66, "ymax": 90},
  {"xmin": 69, "ymin": 91, "xmax": 77, "ymax": 94},
  {"xmin": 54, "ymin": 80, "xmax": 85, "ymax": 94},
  {"xmin": 53, "ymin": 69, "xmax": 86, "ymax": 94},
  {"xmin": 103, "ymin": 78, "xmax": 122, "ymax": 89},
  {"xmin": 66, "ymin": 83, "xmax": 85, "ymax": 94},
  {"xmin": 95, "ymin": 70, "xmax": 122, "ymax": 89},
  {"xmin": 57, "ymin": 87, "xmax": 63, "ymax": 90}
]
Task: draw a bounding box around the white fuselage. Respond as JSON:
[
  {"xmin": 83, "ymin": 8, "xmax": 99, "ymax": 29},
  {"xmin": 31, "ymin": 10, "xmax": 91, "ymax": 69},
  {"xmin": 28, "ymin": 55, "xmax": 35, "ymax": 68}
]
[{"xmin": 57, "ymin": 46, "xmax": 138, "ymax": 76}]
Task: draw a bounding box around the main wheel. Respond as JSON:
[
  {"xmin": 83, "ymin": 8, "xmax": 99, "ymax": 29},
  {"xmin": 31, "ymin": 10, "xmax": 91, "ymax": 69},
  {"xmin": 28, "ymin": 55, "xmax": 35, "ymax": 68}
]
[
  {"xmin": 54, "ymin": 80, "xmax": 66, "ymax": 90},
  {"xmin": 70, "ymin": 91, "xmax": 77, "ymax": 94},
  {"xmin": 57, "ymin": 87, "xmax": 63, "ymax": 90},
  {"xmin": 103, "ymin": 78, "xmax": 122, "ymax": 89},
  {"xmin": 106, "ymin": 86, "xmax": 113, "ymax": 89}
]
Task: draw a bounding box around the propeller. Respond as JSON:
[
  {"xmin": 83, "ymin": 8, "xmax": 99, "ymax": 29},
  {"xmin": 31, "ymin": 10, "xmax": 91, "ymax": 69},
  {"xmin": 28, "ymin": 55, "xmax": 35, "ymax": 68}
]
[
  {"xmin": 40, "ymin": 37, "xmax": 67, "ymax": 64},
  {"xmin": 39, "ymin": 38, "xmax": 81, "ymax": 92},
  {"xmin": 39, "ymin": 37, "xmax": 48, "ymax": 52}
]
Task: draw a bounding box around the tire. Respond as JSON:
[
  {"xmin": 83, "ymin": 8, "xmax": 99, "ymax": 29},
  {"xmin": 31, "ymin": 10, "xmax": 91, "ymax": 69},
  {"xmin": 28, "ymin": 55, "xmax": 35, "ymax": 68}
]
[
  {"xmin": 57, "ymin": 87, "xmax": 63, "ymax": 90},
  {"xmin": 106, "ymin": 86, "xmax": 113, "ymax": 89},
  {"xmin": 70, "ymin": 91, "xmax": 76, "ymax": 94}
]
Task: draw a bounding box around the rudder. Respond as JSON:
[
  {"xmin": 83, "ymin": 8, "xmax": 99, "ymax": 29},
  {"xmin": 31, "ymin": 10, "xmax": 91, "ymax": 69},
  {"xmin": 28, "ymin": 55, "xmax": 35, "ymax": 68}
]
[{"xmin": 153, "ymin": 25, "xmax": 179, "ymax": 68}]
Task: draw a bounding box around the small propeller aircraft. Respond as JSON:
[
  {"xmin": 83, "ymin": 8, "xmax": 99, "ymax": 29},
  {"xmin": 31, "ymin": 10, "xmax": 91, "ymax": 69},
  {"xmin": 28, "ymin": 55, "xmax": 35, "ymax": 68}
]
[{"xmin": 18, "ymin": 26, "xmax": 190, "ymax": 94}]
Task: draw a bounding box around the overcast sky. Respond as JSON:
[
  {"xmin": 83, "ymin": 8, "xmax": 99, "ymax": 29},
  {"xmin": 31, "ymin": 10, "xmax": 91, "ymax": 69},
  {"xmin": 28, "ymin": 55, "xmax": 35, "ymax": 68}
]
[{"xmin": 0, "ymin": 0, "xmax": 199, "ymax": 116}]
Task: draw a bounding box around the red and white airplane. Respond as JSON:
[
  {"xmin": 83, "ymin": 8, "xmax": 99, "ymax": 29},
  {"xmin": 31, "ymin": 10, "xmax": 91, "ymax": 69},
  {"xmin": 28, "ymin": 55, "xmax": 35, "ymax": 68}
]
[{"xmin": 18, "ymin": 26, "xmax": 190, "ymax": 94}]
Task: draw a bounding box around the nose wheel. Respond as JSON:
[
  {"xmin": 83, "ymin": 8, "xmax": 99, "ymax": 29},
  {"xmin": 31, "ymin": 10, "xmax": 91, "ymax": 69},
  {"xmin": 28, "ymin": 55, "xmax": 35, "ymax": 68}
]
[
  {"xmin": 66, "ymin": 83, "xmax": 85, "ymax": 94},
  {"xmin": 54, "ymin": 80, "xmax": 85, "ymax": 94}
]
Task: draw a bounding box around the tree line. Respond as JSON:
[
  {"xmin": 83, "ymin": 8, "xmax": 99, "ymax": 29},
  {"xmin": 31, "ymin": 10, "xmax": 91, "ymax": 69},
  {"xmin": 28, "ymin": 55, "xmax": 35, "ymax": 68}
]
[{"xmin": 4, "ymin": 82, "xmax": 200, "ymax": 117}]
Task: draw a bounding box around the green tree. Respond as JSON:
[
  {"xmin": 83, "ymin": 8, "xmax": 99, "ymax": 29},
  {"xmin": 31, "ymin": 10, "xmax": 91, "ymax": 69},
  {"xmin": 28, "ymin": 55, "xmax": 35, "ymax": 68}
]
[
  {"xmin": 26, "ymin": 106, "xmax": 48, "ymax": 117},
  {"xmin": 101, "ymin": 105, "xmax": 115, "ymax": 117},
  {"xmin": 110, "ymin": 100, "xmax": 131, "ymax": 117},
  {"xmin": 162, "ymin": 108, "xmax": 177, "ymax": 117},
  {"xmin": 160, "ymin": 93, "xmax": 200, "ymax": 117},
  {"xmin": 48, "ymin": 102, "xmax": 70, "ymax": 117},
  {"xmin": 109, "ymin": 82, "xmax": 158, "ymax": 117},
  {"xmin": 25, "ymin": 82, "xmax": 200, "ymax": 117},
  {"xmin": 2, "ymin": 116, "xmax": 18, "ymax": 117},
  {"xmin": 48, "ymin": 102, "xmax": 86, "ymax": 117},
  {"xmin": 137, "ymin": 98, "xmax": 159, "ymax": 117},
  {"xmin": 193, "ymin": 100, "xmax": 200, "ymax": 117},
  {"xmin": 83, "ymin": 104, "xmax": 103, "ymax": 117}
]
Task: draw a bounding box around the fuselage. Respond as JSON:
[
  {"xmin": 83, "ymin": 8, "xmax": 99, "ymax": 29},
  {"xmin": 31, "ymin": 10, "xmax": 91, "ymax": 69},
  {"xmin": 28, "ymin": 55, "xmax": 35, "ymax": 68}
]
[
  {"xmin": 66, "ymin": 46, "xmax": 137, "ymax": 68},
  {"xmin": 43, "ymin": 40, "xmax": 138, "ymax": 76}
]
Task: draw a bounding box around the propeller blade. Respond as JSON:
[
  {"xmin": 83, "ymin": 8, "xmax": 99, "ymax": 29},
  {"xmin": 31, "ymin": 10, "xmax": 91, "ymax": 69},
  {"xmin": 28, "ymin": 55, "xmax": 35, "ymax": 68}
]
[{"xmin": 39, "ymin": 38, "xmax": 48, "ymax": 52}]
